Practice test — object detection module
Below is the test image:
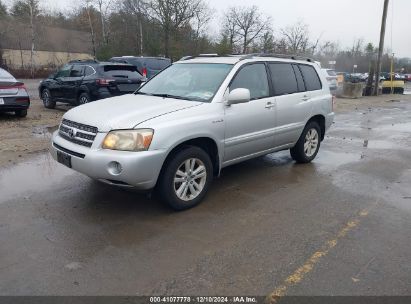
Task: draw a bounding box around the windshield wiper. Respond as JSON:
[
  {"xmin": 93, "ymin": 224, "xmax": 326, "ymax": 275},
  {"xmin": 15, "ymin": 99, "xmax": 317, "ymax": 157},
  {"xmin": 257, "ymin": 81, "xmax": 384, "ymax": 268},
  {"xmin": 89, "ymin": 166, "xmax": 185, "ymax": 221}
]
[{"xmin": 150, "ymin": 93, "xmax": 194, "ymax": 101}]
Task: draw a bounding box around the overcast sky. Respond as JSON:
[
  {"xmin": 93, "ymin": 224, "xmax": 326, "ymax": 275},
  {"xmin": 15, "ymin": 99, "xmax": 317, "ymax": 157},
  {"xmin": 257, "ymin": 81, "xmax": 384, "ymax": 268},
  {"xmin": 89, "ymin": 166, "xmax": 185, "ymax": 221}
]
[{"xmin": 4, "ymin": 0, "xmax": 411, "ymax": 57}]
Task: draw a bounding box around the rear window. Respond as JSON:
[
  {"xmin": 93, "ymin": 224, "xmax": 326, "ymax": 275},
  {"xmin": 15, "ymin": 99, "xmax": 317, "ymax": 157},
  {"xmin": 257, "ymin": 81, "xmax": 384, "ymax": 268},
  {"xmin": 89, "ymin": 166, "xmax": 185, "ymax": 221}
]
[
  {"xmin": 299, "ymin": 65, "xmax": 322, "ymax": 91},
  {"xmin": 0, "ymin": 69, "xmax": 14, "ymax": 79},
  {"xmin": 145, "ymin": 58, "xmax": 171, "ymax": 70},
  {"xmin": 128, "ymin": 58, "xmax": 170, "ymax": 70},
  {"xmin": 101, "ymin": 65, "xmax": 142, "ymax": 78}
]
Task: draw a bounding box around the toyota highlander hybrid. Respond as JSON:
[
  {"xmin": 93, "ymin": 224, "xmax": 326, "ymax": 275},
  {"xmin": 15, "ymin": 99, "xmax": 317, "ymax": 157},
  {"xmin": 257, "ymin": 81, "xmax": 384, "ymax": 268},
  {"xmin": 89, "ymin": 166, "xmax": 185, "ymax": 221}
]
[{"xmin": 50, "ymin": 54, "xmax": 334, "ymax": 210}]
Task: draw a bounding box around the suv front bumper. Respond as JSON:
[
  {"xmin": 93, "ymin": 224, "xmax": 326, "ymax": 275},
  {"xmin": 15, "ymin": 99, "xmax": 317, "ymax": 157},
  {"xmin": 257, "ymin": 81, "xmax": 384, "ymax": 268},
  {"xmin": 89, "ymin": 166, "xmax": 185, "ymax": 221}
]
[{"xmin": 50, "ymin": 131, "xmax": 167, "ymax": 190}]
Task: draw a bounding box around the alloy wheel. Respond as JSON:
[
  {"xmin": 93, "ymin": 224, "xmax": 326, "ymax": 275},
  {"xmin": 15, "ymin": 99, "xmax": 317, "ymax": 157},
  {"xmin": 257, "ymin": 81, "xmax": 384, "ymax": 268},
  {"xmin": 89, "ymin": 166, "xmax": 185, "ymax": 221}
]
[
  {"xmin": 304, "ymin": 128, "xmax": 319, "ymax": 157},
  {"xmin": 173, "ymin": 158, "xmax": 207, "ymax": 202}
]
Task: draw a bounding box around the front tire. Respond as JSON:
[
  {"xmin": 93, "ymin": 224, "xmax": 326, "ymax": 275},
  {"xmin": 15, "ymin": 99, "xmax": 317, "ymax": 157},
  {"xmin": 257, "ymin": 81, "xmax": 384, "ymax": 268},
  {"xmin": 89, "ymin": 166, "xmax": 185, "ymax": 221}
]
[
  {"xmin": 42, "ymin": 88, "xmax": 56, "ymax": 109},
  {"xmin": 290, "ymin": 121, "xmax": 321, "ymax": 163},
  {"xmin": 158, "ymin": 146, "xmax": 213, "ymax": 211}
]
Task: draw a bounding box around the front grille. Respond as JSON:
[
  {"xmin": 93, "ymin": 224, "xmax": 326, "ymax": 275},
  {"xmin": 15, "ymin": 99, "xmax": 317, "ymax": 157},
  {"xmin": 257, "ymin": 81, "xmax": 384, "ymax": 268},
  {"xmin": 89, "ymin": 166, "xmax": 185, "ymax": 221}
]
[{"xmin": 59, "ymin": 119, "xmax": 98, "ymax": 148}]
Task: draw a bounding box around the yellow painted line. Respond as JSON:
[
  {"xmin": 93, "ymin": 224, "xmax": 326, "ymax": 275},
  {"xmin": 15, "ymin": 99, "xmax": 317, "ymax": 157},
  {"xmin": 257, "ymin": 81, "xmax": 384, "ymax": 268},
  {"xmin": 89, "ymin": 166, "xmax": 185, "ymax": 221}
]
[{"xmin": 266, "ymin": 201, "xmax": 379, "ymax": 304}]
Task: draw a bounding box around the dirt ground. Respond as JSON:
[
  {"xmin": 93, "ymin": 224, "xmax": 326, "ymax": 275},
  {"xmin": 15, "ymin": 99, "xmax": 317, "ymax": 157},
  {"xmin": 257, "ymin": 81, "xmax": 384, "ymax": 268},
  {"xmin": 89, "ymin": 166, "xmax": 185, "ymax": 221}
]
[{"xmin": 0, "ymin": 79, "xmax": 410, "ymax": 168}]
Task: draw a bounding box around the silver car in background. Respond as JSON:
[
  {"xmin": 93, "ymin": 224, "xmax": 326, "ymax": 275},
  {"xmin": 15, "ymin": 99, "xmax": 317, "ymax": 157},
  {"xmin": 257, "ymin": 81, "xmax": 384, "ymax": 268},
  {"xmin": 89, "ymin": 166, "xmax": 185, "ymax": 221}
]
[
  {"xmin": 0, "ymin": 68, "xmax": 30, "ymax": 117},
  {"xmin": 322, "ymin": 68, "xmax": 338, "ymax": 92},
  {"xmin": 50, "ymin": 54, "xmax": 334, "ymax": 210}
]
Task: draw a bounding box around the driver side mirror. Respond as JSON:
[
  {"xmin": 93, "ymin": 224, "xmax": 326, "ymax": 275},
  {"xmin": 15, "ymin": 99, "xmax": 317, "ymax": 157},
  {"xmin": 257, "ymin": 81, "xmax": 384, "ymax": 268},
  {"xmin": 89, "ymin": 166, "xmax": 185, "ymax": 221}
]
[{"xmin": 226, "ymin": 88, "xmax": 250, "ymax": 106}]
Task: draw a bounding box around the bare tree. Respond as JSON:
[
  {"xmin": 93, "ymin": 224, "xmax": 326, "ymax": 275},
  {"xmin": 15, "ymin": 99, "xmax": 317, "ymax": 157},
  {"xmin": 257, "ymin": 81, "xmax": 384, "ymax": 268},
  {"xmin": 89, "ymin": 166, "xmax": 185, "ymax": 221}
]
[
  {"xmin": 94, "ymin": 0, "xmax": 112, "ymax": 45},
  {"xmin": 149, "ymin": 0, "xmax": 202, "ymax": 58},
  {"xmin": 281, "ymin": 21, "xmax": 310, "ymax": 54},
  {"xmin": 260, "ymin": 30, "xmax": 275, "ymax": 53},
  {"xmin": 221, "ymin": 8, "xmax": 240, "ymax": 53},
  {"xmin": 190, "ymin": 2, "xmax": 213, "ymax": 53},
  {"xmin": 83, "ymin": 0, "xmax": 97, "ymax": 57},
  {"xmin": 11, "ymin": 0, "xmax": 41, "ymax": 77},
  {"xmin": 223, "ymin": 6, "xmax": 271, "ymax": 54},
  {"xmin": 122, "ymin": 0, "xmax": 148, "ymax": 55}
]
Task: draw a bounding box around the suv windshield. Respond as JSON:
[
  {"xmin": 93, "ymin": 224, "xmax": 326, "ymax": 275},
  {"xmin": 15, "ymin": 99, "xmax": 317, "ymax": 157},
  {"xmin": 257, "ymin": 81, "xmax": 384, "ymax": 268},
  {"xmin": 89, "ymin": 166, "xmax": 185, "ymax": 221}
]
[{"xmin": 137, "ymin": 63, "xmax": 233, "ymax": 102}]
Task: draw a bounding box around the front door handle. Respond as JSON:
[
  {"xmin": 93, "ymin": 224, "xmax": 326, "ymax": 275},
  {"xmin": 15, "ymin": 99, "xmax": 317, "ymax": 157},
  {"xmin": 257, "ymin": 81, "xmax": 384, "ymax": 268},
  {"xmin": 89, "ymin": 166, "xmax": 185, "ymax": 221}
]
[
  {"xmin": 302, "ymin": 95, "xmax": 310, "ymax": 101},
  {"xmin": 265, "ymin": 101, "xmax": 275, "ymax": 109}
]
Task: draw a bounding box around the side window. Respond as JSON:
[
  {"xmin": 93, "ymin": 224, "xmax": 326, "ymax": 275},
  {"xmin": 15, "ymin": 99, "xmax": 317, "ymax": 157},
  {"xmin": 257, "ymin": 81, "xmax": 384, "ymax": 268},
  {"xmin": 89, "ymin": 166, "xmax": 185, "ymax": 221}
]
[
  {"xmin": 299, "ymin": 65, "xmax": 322, "ymax": 91},
  {"xmin": 293, "ymin": 65, "xmax": 306, "ymax": 92},
  {"xmin": 269, "ymin": 63, "xmax": 298, "ymax": 95},
  {"xmin": 55, "ymin": 65, "xmax": 72, "ymax": 78},
  {"xmin": 84, "ymin": 66, "xmax": 95, "ymax": 76},
  {"xmin": 70, "ymin": 65, "xmax": 84, "ymax": 77},
  {"xmin": 230, "ymin": 63, "xmax": 269, "ymax": 100}
]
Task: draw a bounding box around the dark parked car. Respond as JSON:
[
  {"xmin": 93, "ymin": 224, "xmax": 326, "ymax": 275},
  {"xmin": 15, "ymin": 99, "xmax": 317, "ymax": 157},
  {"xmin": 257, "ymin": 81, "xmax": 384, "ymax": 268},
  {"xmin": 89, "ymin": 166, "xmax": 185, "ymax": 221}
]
[
  {"xmin": 39, "ymin": 60, "xmax": 145, "ymax": 109},
  {"xmin": 109, "ymin": 56, "xmax": 171, "ymax": 79},
  {"xmin": 0, "ymin": 67, "xmax": 30, "ymax": 117}
]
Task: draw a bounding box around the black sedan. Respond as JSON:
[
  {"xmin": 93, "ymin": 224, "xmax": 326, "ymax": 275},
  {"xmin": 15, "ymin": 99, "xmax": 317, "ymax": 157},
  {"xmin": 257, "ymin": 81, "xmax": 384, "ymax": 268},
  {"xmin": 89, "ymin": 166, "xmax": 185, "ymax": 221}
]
[{"xmin": 0, "ymin": 68, "xmax": 30, "ymax": 117}]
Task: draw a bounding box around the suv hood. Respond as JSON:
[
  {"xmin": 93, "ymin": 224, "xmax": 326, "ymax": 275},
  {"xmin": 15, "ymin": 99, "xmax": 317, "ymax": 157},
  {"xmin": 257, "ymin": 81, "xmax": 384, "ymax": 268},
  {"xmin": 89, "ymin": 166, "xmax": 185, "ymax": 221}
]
[{"xmin": 63, "ymin": 94, "xmax": 202, "ymax": 132}]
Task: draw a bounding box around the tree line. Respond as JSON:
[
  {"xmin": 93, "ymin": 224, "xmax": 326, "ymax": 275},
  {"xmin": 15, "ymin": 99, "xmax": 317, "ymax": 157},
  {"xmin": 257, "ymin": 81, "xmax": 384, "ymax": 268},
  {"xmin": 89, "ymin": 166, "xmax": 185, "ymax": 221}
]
[{"xmin": 0, "ymin": 0, "xmax": 409, "ymax": 74}]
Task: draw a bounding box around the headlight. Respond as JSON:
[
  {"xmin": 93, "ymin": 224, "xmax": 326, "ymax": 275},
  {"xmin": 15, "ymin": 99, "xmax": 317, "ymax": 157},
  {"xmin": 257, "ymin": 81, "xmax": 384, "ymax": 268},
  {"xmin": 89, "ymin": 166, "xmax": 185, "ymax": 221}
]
[{"xmin": 102, "ymin": 129, "xmax": 154, "ymax": 151}]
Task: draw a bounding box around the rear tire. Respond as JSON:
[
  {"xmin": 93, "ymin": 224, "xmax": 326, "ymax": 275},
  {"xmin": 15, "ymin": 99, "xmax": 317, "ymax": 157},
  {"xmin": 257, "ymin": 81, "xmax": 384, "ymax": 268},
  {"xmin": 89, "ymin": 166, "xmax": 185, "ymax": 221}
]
[
  {"xmin": 15, "ymin": 109, "xmax": 27, "ymax": 117},
  {"xmin": 41, "ymin": 88, "xmax": 56, "ymax": 109},
  {"xmin": 290, "ymin": 121, "xmax": 321, "ymax": 164},
  {"xmin": 157, "ymin": 146, "xmax": 213, "ymax": 211},
  {"xmin": 78, "ymin": 92, "xmax": 90, "ymax": 105}
]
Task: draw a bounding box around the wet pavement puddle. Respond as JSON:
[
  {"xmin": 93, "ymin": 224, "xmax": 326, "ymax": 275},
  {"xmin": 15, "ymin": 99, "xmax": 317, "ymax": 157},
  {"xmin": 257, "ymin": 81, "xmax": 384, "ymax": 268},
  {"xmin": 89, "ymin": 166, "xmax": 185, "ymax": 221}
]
[{"xmin": 0, "ymin": 153, "xmax": 74, "ymax": 203}]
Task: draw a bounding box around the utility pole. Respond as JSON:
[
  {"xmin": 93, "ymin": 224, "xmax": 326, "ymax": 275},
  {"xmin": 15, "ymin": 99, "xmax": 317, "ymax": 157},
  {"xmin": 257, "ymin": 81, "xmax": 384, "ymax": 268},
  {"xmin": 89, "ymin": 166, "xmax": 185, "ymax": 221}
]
[{"xmin": 374, "ymin": 0, "xmax": 390, "ymax": 96}]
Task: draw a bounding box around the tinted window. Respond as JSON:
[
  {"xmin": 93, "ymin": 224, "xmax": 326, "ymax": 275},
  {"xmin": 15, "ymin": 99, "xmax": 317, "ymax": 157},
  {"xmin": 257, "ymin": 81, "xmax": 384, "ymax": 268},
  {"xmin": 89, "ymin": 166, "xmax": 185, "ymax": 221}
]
[
  {"xmin": 145, "ymin": 58, "xmax": 171, "ymax": 70},
  {"xmin": 56, "ymin": 65, "xmax": 71, "ymax": 78},
  {"xmin": 299, "ymin": 65, "xmax": 322, "ymax": 91},
  {"xmin": 293, "ymin": 65, "xmax": 305, "ymax": 92},
  {"xmin": 230, "ymin": 63, "xmax": 269, "ymax": 100},
  {"xmin": 101, "ymin": 65, "xmax": 142, "ymax": 79},
  {"xmin": 269, "ymin": 63, "xmax": 298, "ymax": 95},
  {"xmin": 84, "ymin": 66, "xmax": 95, "ymax": 76},
  {"xmin": 70, "ymin": 65, "xmax": 84, "ymax": 77}
]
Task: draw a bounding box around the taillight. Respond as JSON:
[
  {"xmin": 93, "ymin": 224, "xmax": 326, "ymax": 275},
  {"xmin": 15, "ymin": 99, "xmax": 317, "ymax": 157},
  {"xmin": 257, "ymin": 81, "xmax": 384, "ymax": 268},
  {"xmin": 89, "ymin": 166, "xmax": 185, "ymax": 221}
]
[
  {"xmin": 142, "ymin": 68, "xmax": 147, "ymax": 77},
  {"xmin": 0, "ymin": 83, "xmax": 26, "ymax": 90},
  {"xmin": 96, "ymin": 79, "xmax": 114, "ymax": 86},
  {"xmin": 16, "ymin": 97, "xmax": 30, "ymax": 103}
]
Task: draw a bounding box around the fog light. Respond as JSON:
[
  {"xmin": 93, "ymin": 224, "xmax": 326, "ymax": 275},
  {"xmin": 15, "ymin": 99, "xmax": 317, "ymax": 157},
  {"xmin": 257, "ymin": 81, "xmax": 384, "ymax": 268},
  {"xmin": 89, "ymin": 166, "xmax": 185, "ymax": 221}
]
[{"xmin": 107, "ymin": 161, "xmax": 123, "ymax": 175}]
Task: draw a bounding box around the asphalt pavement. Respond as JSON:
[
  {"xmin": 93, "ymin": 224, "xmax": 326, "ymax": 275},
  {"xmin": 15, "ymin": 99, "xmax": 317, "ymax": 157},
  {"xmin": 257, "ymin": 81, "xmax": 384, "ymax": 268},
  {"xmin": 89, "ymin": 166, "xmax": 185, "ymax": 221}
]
[{"xmin": 0, "ymin": 100, "xmax": 411, "ymax": 298}]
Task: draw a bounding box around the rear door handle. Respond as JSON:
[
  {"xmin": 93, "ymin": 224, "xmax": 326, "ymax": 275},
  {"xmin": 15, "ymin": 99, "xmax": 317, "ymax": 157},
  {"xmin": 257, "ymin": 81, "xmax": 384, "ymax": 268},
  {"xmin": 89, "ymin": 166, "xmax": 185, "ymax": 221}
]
[
  {"xmin": 265, "ymin": 101, "xmax": 275, "ymax": 109},
  {"xmin": 302, "ymin": 95, "xmax": 310, "ymax": 101}
]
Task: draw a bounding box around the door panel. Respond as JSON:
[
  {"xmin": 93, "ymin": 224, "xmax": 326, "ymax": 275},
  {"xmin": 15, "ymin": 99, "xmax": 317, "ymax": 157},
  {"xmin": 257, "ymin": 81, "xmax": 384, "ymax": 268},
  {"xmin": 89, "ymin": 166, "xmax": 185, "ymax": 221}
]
[
  {"xmin": 65, "ymin": 66, "xmax": 85, "ymax": 101},
  {"xmin": 224, "ymin": 97, "xmax": 276, "ymax": 161},
  {"xmin": 223, "ymin": 63, "xmax": 276, "ymax": 162},
  {"xmin": 268, "ymin": 63, "xmax": 312, "ymax": 147},
  {"xmin": 52, "ymin": 64, "xmax": 72, "ymax": 100}
]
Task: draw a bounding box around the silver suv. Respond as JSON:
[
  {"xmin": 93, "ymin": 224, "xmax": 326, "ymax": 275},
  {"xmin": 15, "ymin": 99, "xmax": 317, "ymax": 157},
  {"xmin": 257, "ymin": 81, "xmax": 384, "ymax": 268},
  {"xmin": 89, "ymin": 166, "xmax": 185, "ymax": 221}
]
[{"xmin": 50, "ymin": 54, "xmax": 334, "ymax": 210}]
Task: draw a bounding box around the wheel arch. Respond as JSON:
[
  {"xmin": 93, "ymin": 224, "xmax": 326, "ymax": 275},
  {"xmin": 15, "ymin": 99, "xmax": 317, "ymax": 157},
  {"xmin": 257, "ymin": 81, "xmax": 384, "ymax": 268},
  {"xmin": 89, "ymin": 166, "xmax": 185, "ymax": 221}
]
[
  {"xmin": 159, "ymin": 136, "xmax": 221, "ymax": 180},
  {"xmin": 307, "ymin": 114, "xmax": 326, "ymax": 141},
  {"xmin": 77, "ymin": 86, "xmax": 91, "ymax": 101}
]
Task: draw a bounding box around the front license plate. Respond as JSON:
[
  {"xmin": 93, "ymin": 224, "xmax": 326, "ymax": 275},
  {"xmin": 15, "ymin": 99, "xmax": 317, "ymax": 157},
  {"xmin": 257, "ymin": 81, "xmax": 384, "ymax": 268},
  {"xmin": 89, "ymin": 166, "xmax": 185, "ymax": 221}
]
[
  {"xmin": 57, "ymin": 150, "xmax": 72, "ymax": 168},
  {"xmin": 0, "ymin": 98, "xmax": 4, "ymax": 105}
]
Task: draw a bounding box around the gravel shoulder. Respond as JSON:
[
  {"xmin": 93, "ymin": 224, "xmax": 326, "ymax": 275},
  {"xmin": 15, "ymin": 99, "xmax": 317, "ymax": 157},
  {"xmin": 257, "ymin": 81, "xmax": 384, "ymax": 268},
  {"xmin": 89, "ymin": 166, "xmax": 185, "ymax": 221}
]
[{"xmin": 0, "ymin": 79, "xmax": 410, "ymax": 168}]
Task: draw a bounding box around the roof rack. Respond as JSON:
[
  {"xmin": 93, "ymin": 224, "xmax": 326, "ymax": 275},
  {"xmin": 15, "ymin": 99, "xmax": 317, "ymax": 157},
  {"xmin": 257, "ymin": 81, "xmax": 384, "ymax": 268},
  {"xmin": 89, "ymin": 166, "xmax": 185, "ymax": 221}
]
[
  {"xmin": 239, "ymin": 53, "xmax": 314, "ymax": 62},
  {"xmin": 181, "ymin": 53, "xmax": 220, "ymax": 61},
  {"xmin": 68, "ymin": 59, "xmax": 99, "ymax": 64}
]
